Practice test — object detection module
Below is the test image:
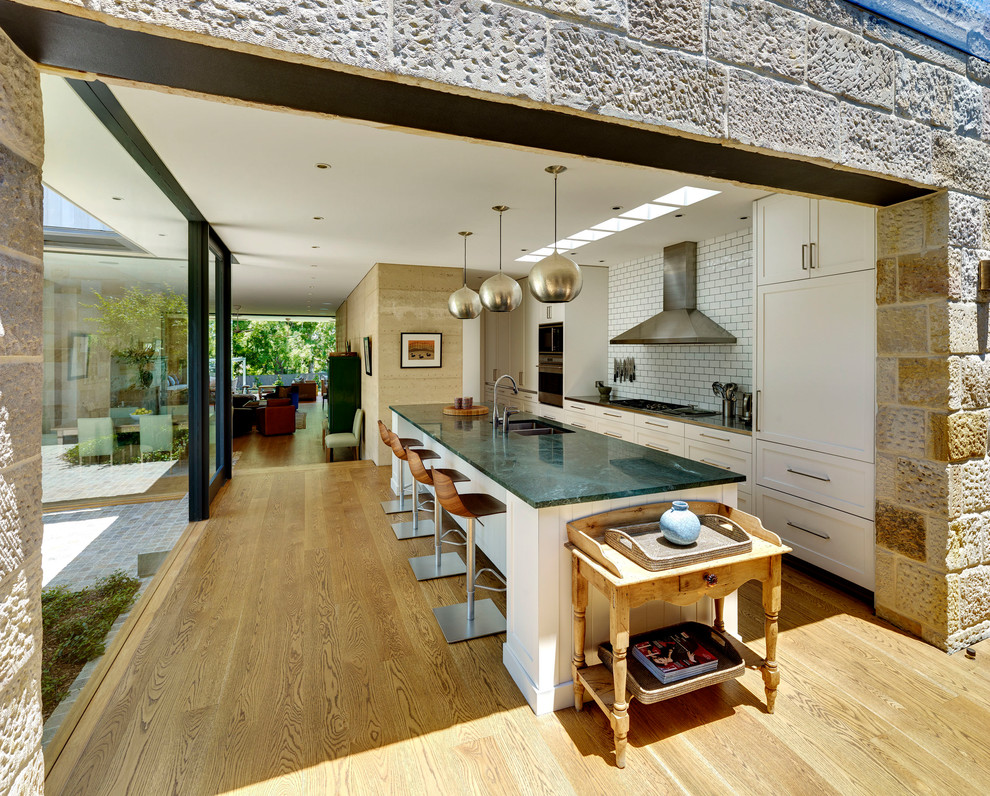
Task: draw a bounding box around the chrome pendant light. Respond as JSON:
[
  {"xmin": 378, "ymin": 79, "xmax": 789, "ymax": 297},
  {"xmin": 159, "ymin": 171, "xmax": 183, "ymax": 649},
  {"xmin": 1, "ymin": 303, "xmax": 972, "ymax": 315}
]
[
  {"xmin": 479, "ymin": 205, "xmax": 522, "ymax": 312},
  {"xmin": 529, "ymin": 165, "xmax": 583, "ymax": 303},
  {"xmin": 448, "ymin": 230, "xmax": 482, "ymax": 319}
]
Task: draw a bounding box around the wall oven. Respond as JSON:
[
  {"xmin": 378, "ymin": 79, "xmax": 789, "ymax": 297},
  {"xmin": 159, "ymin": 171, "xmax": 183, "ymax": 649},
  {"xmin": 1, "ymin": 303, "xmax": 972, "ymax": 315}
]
[
  {"xmin": 538, "ymin": 322, "xmax": 563, "ymax": 354},
  {"xmin": 538, "ymin": 354, "xmax": 563, "ymax": 407}
]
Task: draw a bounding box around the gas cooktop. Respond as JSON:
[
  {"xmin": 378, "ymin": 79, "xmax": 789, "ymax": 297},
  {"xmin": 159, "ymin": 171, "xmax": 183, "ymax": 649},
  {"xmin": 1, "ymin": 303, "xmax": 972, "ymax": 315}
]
[{"xmin": 608, "ymin": 398, "xmax": 718, "ymax": 417}]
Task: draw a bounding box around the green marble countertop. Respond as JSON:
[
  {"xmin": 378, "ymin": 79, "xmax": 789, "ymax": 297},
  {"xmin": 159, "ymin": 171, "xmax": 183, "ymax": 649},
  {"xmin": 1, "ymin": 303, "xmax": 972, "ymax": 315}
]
[{"xmin": 390, "ymin": 404, "xmax": 745, "ymax": 509}]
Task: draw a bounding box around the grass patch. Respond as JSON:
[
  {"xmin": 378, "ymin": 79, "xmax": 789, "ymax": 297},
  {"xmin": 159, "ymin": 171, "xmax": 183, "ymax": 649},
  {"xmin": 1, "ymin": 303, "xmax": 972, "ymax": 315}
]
[{"xmin": 41, "ymin": 571, "xmax": 141, "ymax": 721}]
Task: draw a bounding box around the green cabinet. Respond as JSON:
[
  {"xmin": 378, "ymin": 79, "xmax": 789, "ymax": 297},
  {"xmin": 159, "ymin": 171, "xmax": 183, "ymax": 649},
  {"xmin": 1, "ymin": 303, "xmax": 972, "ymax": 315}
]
[{"xmin": 327, "ymin": 354, "xmax": 360, "ymax": 434}]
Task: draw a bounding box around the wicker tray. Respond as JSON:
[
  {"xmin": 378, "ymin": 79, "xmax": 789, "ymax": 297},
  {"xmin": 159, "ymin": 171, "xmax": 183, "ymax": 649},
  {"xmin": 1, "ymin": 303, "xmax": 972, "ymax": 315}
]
[
  {"xmin": 604, "ymin": 513, "xmax": 751, "ymax": 571},
  {"xmin": 598, "ymin": 622, "xmax": 746, "ymax": 704},
  {"xmin": 442, "ymin": 405, "xmax": 489, "ymax": 416}
]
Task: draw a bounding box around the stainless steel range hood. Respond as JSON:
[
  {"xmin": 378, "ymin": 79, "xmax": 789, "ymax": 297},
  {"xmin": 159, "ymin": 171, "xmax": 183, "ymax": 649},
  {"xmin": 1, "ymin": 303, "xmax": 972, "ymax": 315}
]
[{"xmin": 610, "ymin": 241, "xmax": 737, "ymax": 345}]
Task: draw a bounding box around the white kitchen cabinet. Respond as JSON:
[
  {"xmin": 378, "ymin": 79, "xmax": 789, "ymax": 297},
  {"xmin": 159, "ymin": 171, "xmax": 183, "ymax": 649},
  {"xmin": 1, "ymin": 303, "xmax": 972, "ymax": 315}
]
[
  {"xmin": 756, "ymin": 269, "xmax": 875, "ymax": 462},
  {"xmin": 565, "ymin": 411, "xmax": 597, "ymax": 432},
  {"xmin": 756, "ymin": 194, "xmax": 875, "ymax": 285},
  {"xmin": 685, "ymin": 439, "xmax": 752, "ymax": 490},
  {"xmin": 756, "ymin": 487, "xmax": 875, "ymax": 590},
  {"xmin": 536, "ymin": 403, "xmax": 565, "ymax": 422},
  {"xmin": 635, "ymin": 429, "xmax": 686, "ymax": 457},
  {"xmin": 595, "ymin": 405, "xmax": 635, "ymax": 426},
  {"xmin": 598, "ymin": 422, "xmax": 634, "ymax": 442},
  {"xmin": 684, "ymin": 423, "xmax": 752, "ymax": 455},
  {"xmin": 633, "ymin": 413, "xmax": 684, "ymax": 437},
  {"xmin": 521, "ymin": 277, "xmax": 540, "ymax": 391}
]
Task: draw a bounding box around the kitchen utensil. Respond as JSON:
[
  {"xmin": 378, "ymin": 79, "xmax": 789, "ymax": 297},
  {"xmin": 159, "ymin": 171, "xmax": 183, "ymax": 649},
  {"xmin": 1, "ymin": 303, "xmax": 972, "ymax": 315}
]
[
  {"xmin": 712, "ymin": 381, "xmax": 725, "ymax": 399},
  {"xmin": 724, "ymin": 383, "xmax": 737, "ymax": 400},
  {"xmin": 739, "ymin": 392, "xmax": 753, "ymax": 422}
]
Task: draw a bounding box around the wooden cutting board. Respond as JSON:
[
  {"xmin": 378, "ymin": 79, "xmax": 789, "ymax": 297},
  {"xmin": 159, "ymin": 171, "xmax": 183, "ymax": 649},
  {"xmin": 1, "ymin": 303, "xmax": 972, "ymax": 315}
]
[{"xmin": 442, "ymin": 405, "xmax": 489, "ymax": 416}]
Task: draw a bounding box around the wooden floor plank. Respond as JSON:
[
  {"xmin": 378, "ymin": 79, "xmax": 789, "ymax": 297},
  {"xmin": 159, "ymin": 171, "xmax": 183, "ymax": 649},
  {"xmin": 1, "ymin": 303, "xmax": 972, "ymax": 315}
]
[{"xmin": 45, "ymin": 409, "xmax": 990, "ymax": 793}]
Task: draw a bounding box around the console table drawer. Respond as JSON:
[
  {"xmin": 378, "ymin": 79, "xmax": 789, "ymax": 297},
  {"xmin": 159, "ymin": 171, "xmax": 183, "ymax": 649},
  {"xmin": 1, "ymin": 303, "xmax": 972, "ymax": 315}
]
[{"xmin": 756, "ymin": 441, "xmax": 874, "ymax": 519}]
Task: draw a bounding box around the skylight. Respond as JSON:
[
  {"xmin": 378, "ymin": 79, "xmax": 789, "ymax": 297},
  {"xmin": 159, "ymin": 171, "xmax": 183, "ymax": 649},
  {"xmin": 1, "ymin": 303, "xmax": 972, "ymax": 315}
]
[
  {"xmin": 619, "ymin": 203, "xmax": 679, "ymax": 220},
  {"xmin": 653, "ymin": 186, "xmax": 721, "ymax": 206}
]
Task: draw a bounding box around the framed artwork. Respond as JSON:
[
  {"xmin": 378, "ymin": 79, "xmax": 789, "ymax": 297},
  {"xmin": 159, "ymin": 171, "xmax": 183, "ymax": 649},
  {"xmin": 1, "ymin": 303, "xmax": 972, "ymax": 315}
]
[
  {"xmin": 363, "ymin": 336, "xmax": 372, "ymax": 376},
  {"xmin": 68, "ymin": 332, "xmax": 90, "ymax": 380},
  {"xmin": 400, "ymin": 332, "xmax": 442, "ymax": 368}
]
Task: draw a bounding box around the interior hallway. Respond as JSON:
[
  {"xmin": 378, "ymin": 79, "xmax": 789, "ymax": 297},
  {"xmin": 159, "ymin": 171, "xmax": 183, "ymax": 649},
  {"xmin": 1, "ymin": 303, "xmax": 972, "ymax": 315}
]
[{"xmin": 44, "ymin": 421, "xmax": 990, "ymax": 794}]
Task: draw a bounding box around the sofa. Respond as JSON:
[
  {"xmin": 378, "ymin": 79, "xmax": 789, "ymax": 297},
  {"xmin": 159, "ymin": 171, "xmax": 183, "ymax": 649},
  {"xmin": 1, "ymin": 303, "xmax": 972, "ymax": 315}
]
[{"xmin": 257, "ymin": 398, "xmax": 296, "ymax": 436}]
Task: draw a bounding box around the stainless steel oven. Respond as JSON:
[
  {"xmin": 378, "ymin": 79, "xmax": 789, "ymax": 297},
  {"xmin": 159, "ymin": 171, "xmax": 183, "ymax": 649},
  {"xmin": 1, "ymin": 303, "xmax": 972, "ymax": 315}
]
[
  {"xmin": 538, "ymin": 354, "xmax": 563, "ymax": 407},
  {"xmin": 538, "ymin": 322, "xmax": 563, "ymax": 354}
]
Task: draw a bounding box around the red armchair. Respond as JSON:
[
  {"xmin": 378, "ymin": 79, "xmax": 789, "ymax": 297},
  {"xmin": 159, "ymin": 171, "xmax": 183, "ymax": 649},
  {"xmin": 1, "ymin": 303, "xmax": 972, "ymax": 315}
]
[{"xmin": 257, "ymin": 398, "xmax": 296, "ymax": 436}]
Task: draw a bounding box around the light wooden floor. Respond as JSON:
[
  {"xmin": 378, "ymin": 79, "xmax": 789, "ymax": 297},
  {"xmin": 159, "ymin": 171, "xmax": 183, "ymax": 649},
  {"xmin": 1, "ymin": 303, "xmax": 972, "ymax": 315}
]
[{"xmin": 45, "ymin": 425, "xmax": 990, "ymax": 794}]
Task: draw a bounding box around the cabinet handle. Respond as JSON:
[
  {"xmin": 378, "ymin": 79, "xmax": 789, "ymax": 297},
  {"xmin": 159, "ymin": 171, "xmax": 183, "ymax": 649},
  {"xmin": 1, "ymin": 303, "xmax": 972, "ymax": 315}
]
[
  {"xmin": 570, "ymin": 405, "xmax": 586, "ymax": 412},
  {"xmin": 786, "ymin": 521, "xmax": 830, "ymax": 540},
  {"xmin": 645, "ymin": 420, "xmax": 669, "ymax": 428},
  {"xmin": 786, "ymin": 467, "xmax": 831, "ymax": 482},
  {"xmin": 755, "ymin": 390, "xmax": 761, "ymax": 433},
  {"xmin": 801, "ymin": 244, "xmax": 808, "ymax": 270},
  {"xmin": 700, "ymin": 432, "xmax": 730, "ymax": 443},
  {"xmin": 645, "ymin": 443, "xmax": 669, "ymax": 452},
  {"xmin": 604, "ymin": 432, "xmax": 622, "ymax": 439},
  {"xmin": 572, "ymin": 422, "xmax": 588, "ymax": 428},
  {"xmin": 700, "ymin": 458, "xmax": 730, "ymax": 470},
  {"xmin": 810, "ymin": 242, "xmax": 817, "ymax": 269},
  {"xmin": 603, "ymin": 411, "xmax": 621, "ymax": 418}
]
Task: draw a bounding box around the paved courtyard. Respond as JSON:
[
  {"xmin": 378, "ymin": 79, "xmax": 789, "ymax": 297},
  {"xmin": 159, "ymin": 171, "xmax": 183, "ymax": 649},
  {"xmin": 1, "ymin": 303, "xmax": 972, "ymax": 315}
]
[{"xmin": 41, "ymin": 443, "xmax": 183, "ymax": 505}]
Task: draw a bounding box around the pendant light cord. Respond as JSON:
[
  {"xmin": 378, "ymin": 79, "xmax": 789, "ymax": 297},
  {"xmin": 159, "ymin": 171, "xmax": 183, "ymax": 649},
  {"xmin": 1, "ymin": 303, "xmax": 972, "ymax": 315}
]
[
  {"xmin": 553, "ymin": 173, "xmax": 559, "ymax": 253},
  {"xmin": 498, "ymin": 210, "xmax": 503, "ymax": 272},
  {"xmin": 462, "ymin": 234, "xmax": 468, "ymax": 286}
]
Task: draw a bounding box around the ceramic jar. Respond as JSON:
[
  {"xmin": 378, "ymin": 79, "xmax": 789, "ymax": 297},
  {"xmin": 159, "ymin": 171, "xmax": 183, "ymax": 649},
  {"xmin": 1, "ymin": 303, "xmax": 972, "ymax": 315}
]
[{"xmin": 660, "ymin": 501, "xmax": 701, "ymax": 545}]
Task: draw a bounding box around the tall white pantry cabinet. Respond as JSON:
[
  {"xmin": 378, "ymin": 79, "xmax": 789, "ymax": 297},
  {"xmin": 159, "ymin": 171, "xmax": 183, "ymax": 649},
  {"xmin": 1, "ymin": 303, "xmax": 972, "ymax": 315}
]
[{"xmin": 753, "ymin": 194, "xmax": 877, "ymax": 591}]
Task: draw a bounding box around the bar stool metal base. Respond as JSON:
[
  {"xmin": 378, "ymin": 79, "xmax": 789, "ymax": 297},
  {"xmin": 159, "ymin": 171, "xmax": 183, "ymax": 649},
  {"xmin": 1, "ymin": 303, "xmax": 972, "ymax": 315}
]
[
  {"xmin": 409, "ymin": 552, "xmax": 466, "ymax": 581},
  {"xmin": 380, "ymin": 486, "xmax": 415, "ymax": 515},
  {"xmin": 392, "ymin": 518, "xmax": 435, "ymax": 540},
  {"xmin": 432, "ymin": 599, "xmax": 506, "ymax": 643}
]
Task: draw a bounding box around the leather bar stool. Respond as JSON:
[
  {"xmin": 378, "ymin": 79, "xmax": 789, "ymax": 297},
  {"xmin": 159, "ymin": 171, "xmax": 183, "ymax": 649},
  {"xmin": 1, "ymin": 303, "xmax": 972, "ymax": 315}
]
[
  {"xmin": 405, "ymin": 448, "xmax": 468, "ymax": 581},
  {"xmin": 377, "ymin": 420, "xmax": 423, "ymax": 515},
  {"xmin": 385, "ymin": 431, "xmax": 441, "ymax": 540},
  {"xmin": 430, "ymin": 469, "xmax": 507, "ymax": 643}
]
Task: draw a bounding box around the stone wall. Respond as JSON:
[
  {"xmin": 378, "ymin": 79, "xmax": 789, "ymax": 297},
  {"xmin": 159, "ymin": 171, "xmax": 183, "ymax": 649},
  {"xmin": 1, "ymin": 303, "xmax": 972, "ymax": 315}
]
[
  {"xmin": 0, "ymin": 25, "xmax": 45, "ymax": 796},
  {"xmin": 875, "ymin": 190, "xmax": 990, "ymax": 650}
]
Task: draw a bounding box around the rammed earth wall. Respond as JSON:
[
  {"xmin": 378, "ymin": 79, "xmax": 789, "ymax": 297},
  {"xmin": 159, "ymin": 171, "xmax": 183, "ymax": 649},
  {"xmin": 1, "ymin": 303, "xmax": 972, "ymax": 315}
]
[
  {"xmin": 0, "ymin": 23, "xmax": 45, "ymax": 796},
  {"xmin": 1, "ymin": 1, "xmax": 989, "ymax": 789}
]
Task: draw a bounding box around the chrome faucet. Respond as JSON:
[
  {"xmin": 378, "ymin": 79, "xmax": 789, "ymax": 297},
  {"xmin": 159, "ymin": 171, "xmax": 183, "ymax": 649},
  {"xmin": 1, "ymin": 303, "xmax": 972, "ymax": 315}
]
[{"xmin": 492, "ymin": 374, "xmax": 519, "ymax": 436}]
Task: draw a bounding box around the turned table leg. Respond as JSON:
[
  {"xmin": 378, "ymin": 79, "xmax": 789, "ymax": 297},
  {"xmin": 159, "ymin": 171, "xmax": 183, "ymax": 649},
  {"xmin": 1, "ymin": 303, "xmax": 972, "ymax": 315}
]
[
  {"xmin": 571, "ymin": 555, "xmax": 588, "ymax": 711},
  {"xmin": 713, "ymin": 597, "xmax": 725, "ymax": 633},
  {"xmin": 609, "ymin": 591, "xmax": 631, "ymax": 768},
  {"xmin": 761, "ymin": 556, "xmax": 782, "ymax": 713}
]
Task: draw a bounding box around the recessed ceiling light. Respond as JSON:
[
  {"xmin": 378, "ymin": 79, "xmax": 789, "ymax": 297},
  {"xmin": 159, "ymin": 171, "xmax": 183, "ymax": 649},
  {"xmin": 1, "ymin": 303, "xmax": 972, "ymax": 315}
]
[
  {"xmin": 653, "ymin": 186, "xmax": 721, "ymax": 206},
  {"xmin": 599, "ymin": 259, "xmax": 605, "ymax": 263},
  {"xmin": 611, "ymin": 206, "xmax": 622, "ymax": 210},
  {"xmin": 112, "ymin": 196, "xmax": 123, "ymax": 201},
  {"xmin": 674, "ymin": 213, "xmax": 684, "ymax": 218},
  {"xmin": 740, "ymin": 216, "xmax": 749, "ymax": 220},
  {"xmin": 620, "ymin": 203, "xmax": 678, "ymax": 221},
  {"xmin": 310, "ymin": 264, "xmax": 317, "ymax": 268},
  {"xmin": 313, "ymin": 216, "xmax": 324, "ymax": 220},
  {"xmin": 158, "ymin": 233, "xmax": 166, "ymax": 237},
  {"xmin": 311, "ymin": 245, "xmax": 320, "ymax": 249},
  {"xmin": 315, "ymin": 163, "xmax": 331, "ymax": 169}
]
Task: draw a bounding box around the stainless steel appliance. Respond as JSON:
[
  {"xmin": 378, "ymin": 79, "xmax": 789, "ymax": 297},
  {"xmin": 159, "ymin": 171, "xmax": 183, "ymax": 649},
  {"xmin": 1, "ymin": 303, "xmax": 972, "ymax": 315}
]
[
  {"xmin": 608, "ymin": 398, "xmax": 717, "ymax": 417},
  {"xmin": 538, "ymin": 354, "xmax": 563, "ymax": 406},
  {"xmin": 538, "ymin": 322, "xmax": 563, "ymax": 354}
]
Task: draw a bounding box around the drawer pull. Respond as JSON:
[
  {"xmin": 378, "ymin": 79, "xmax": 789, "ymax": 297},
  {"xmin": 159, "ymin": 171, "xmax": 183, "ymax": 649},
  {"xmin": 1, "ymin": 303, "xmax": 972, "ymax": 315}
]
[
  {"xmin": 572, "ymin": 422, "xmax": 588, "ymax": 429},
  {"xmin": 786, "ymin": 521, "xmax": 830, "ymax": 540},
  {"xmin": 570, "ymin": 405, "xmax": 586, "ymax": 411},
  {"xmin": 604, "ymin": 432, "xmax": 623, "ymax": 439},
  {"xmin": 700, "ymin": 432, "xmax": 730, "ymax": 443},
  {"xmin": 704, "ymin": 573, "xmax": 718, "ymax": 586},
  {"xmin": 700, "ymin": 458, "xmax": 730, "ymax": 470},
  {"xmin": 645, "ymin": 420, "xmax": 669, "ymax": 428},
  {"xmin": 603, "ymin": 411, "xmax": 621, "ymax": 418},
  {"xmin": 645, "ymin": 443, "xmax": 669, "ymax": 452},
  {"xmin": 786, "ymin": 467, "xmax": 831, "ymax": 482}
]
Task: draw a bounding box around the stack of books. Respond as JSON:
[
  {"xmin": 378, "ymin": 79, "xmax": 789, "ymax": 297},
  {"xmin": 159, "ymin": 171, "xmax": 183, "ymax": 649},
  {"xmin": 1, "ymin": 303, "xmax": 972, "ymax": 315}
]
[{"xmin": 631, "ymin": 627, "xmax": 719, "ymax": 684}]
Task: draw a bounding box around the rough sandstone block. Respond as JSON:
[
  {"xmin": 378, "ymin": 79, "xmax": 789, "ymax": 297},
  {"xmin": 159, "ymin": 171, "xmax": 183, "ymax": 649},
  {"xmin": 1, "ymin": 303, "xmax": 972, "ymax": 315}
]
[
  {"xmin": 0, "ymin": 461, "xmax": 43, "ymax": 585},
  {"xmin": 948, "ymin": 192, "xmax": 984, "ymax": 249},
  {"xmin": 523, "ymin": 0, "xmax": 625, "ymax": 28},
  {"xmin": 874, "ymin": 548, "xmax": 895, "ymax": 606},
  {"xmin": 946, "ymin": 409, "xmax": 989, "ymax": 461},
  {"xmin": 708, "ymin": 0, "xmax": 805, "ymax": 80},
  {"xmin": 948, "ymin": 458, "xmax": 990, "ymax": 515},
  {"xmin": 947, "ymin": 247, "xmax": 985, "ymax": 302},
  {"xmin": 877, "ymin": 305, "xmax": 928, "ymax": 355},
  {"xmin": 927, "ymin": 411, "xmax": 949, "ymax": 461},
  {"xmin": 877, "ymin": 603, "xmax": 925, "ymax": 639},
  {"xmin": 629, "ymin": 0, "xmax": 704, "ymax": 51},
  {"xmin": 0, "ymin": 30, "xmax": 43, "ymax": 166},
  {"xmin": 876, "ymin": 357, "xmax": 897, "ymax": 404},
  {"xmin": 952, "ymin": 71, "xmax": 984, "ymax": 138},
  {"xmin": 959, "ymin": 566, "xmax": 990, "ymax": 626},
  {"xmin": 897, "ymin": 357, "xmax": 949, "ymax": 407},
  {"xmin": 876, "ymin": 257, "xmax": 896, "ymax": 304},
  {"xmin": 0, "ymin": 252, "xmax": 42, "ymax": 358},
  {"xmin": 875, "ymin": 451, "xmax": 898, "ymax": 502},
  {"xmin": 896, "ymin": 455, "xmax": 948, "ymax": 515},
  {"xmin": 948, "ymin": 355, "xmax": 990, "ymax": 410},
  {"xmin": 947, "ymin": 617, "xmax": 990, "ymax": 653},
  {"xmin": 726, "ymin": 69, "xmax": 839, "ymax": 160},
  {"xmin": 808, "ymin": 21, "xmax": 895, "ymax": 108},
  {"xmin": 929, "ymin": 302, "xmax": 988, "ymax": 355},
  {"xmin": 839, "ymin": 104, "xmax": 932, "ymax": 182},
  {"xmin": 0, "ymin": 660, "xmax": 43, "ymax": 793},
  {"xmin": 923, "ymin": 192, "xmax": 949, "ymax": 251},
  {"xmin": 863, "ymin": 11, "xmax": 967, "ymax": 74},
  {"xmin": 0, "ymin": 565, "xmax": 40, "ymax": 693},
  {"xmin": 897, "ymin": 247, "xmax": 948, "ymax": 302},
  {"xmin": 877, "ymin": 199, "xmax": 925, "ymax": 258},
  {"xmin": 875, "ymin": 500, "xmax": 927, "ymax": 560},
  {"xmin": 0, "ymin": 143, "xmax": 42, "ymax": 262},
  {"xmin": 895, "ymin": 55, "xmax": 954, "ymax": 128},
  {"xmin": 943, "ymin": 513, "xmax": 987, "ymax": 570},
  {"xmin": 894, "ymin": 557, "xmax": 948, "ymax": 626},
  {"xmin": 932, "ymin": 132, "xmax": 990, "ymax": 196},
  {"xmin": 548, "ymin": 23, "xmax": 724, "ymax": 137},
  {"xmin": 875, "ymin": 405, "xmax": 926, "ymax": 456}
]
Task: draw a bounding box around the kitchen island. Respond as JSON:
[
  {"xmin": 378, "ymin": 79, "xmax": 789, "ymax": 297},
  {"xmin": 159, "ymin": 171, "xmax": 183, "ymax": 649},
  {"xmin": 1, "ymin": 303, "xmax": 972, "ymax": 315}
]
[{"xmin": 391, "ymin": 403, "xmax": 746, "ymax": 714}]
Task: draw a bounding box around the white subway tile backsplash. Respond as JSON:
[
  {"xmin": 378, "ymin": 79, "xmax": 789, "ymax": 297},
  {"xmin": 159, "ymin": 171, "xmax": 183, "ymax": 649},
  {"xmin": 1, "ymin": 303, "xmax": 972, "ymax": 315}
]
[{"xmin": 608, "ymin": 228, "xmax": 753, "ymax": 412}]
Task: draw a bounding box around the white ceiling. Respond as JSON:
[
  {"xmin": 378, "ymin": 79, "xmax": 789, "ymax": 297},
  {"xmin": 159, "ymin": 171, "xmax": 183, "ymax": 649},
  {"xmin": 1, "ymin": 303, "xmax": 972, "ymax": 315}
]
[{"xmin": 41, "ymin": 74, "xmax": 770, "ymax": 317}]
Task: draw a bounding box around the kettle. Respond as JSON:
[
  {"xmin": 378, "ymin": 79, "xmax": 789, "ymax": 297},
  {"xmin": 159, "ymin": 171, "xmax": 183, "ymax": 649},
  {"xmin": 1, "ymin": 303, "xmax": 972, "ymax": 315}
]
[{"xmin": 739, "ymin": 392, "xmax": 753, "ymax": 422}]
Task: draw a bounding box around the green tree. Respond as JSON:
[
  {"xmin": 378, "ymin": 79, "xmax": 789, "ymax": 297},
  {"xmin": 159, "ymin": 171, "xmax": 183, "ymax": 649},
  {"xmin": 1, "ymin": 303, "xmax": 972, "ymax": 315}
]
[{"xmin": 231, "ymin": 319, "xmax": 335, "ymax": 375}]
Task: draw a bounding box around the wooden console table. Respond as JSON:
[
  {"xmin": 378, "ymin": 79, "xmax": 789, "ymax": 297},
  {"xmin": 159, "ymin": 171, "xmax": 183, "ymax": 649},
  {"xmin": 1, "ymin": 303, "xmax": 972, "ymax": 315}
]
[{"xmin": 568, "ymin": 502, "xmax": 791, "ymax": 768}]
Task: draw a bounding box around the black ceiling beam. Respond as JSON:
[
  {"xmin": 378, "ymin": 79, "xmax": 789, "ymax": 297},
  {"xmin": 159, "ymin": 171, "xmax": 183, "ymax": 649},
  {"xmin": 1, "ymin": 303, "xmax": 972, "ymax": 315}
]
[{"xmin": 0, "ymin": 0, "xmax": 933, "ymax": 207}]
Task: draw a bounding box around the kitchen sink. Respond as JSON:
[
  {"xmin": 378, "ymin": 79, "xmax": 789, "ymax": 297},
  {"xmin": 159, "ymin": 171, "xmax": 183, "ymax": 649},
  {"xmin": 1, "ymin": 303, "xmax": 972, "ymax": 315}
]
[{"xmin": 507, "ymin": 420, "xmax": 574, "ymax": 436}]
